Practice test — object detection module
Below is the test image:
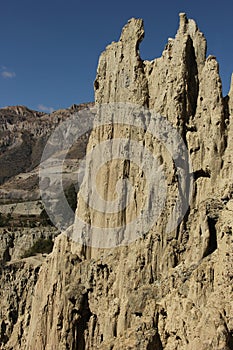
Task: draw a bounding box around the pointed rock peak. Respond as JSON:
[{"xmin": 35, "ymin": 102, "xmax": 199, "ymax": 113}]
[
  {"xmin": 176, "ymin": 13, "xmax": 207, "ymax": 68},
  {"xmin": 179, "ymin": 12, "xmax": 188, "ymax": 32},
  {"xmin": 229, "ymin": 73, "xmax": 233, "ymax": 96},
  {"xmin": 119, "ymin": 18, "xmax": 144, "ymax": 45},
  {"xmin": 228, "ymin": 73, "xmax": 233, "ymax": 115},
  {"xmin": 94, "ymin": 17, "xmax": 147, "ymax": 104},
  {"xmin": 178, "ymin": 12, "xmax": 199, "ymax": 35}
]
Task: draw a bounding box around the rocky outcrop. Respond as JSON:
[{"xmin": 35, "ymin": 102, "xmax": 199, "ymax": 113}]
[
  {"xmin": 94, "ymin": 18, "xmax": 148, "ymax": 105},
  {"xmin": 1, "ymin": 13, "xmax": 233, "ymax": 350},
  {"xmin": 0, "ymin": 256, "xmax": 43, "ymax": 349},
  {"xmin": 0, "ymin": 226, "xmax": 58, "ymax": 264},
  {"xmin": 0, "ymin": 103, "xmax": 94, "ymax": 187},
  {"xmin": 0, "ymin": 103, "xmax": 94, "ymax": 349}
]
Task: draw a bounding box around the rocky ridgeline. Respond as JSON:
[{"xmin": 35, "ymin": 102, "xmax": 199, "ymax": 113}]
[
  {"xmin": 1, "ymin": 14, "xmax": 233, "ymax": 350},
  {"xmin": 0, "ymin": 103, "xmax": 94, "ymax": 186}
]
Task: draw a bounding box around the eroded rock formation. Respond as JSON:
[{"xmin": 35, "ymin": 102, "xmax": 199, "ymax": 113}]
[{"xmin": 1, "ymin": 13, "xmax": 233, "ymax": 350}]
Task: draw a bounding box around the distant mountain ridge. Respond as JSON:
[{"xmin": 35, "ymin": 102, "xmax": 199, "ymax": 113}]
[{"xmin": 0, "ymin": 103, "xmax": 94, "ymax": 185}]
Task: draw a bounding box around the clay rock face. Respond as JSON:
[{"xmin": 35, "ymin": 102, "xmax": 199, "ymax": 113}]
[
  {"xmin": 228, "ymin": 74, "xmax": 233, "ymax": 116},
  {"xmin": 0, "ymin": 257, "xmax": 42, "ymax": 350},
  {"xmin": 145, "ymin": 13, "xmax": 205, "ymax": 122},
  {"xmin": 94, "ymin": 18, "xmax": 148, "ymax": 105},
  {"xmin": 2, "ymin": 14, "xmax": 233, "ymax": 350}
]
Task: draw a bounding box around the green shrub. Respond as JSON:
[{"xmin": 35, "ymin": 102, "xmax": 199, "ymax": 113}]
[
  {"xmin": 0, "ymin": 212, "xmax": 12, "ymax": 227},
  {"xmin": 64, "ymin": 183, "xmax": 77, "ymax": 212},
  {"xmin": 21, "ymin": 237, "xmax": 54, "ymax": 258}
]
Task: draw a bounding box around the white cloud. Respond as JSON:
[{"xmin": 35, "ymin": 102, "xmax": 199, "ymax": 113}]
[
  {"xmin": 1, "ymin": 70, "xmax": 16, "ymax": 79},
  {"xmin": 38, "ymin": 104, "xmax": 54, "ymax": 114},
  {"xmin": 1, "ymin": 66, "xmax": 16, "ymax": 79}
]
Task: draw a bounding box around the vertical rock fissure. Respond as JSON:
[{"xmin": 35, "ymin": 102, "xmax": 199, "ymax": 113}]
[
  {"xmin": 147, "ymin": 333, "xmax": 163, "ymax": 350},
  {"xmin": 227, "ymin": 331, "xmax": 233, "ymax": 350},
  {"xmin": 203, "ymin": 217, "xmax": 218, "ymax": 257},
  {"xmin": 72, "ymin": 293, "xmax": 92, "ymax": 350},
  {"xmin": 184, "ymin": 36, "xmax": 199, "ymax": 120}
]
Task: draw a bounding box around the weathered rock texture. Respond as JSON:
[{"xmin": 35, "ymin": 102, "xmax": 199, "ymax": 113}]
[
  {"xmin": 1, "ymin": 14, "xmax": 233, "ymax": 350},
  {"xmin": 0, "ymin": 103, "xmax": 94, "ymax": 189},
  {"xmin": 0, "ymin": 103, "xmax": 94, "ymax": 349}
]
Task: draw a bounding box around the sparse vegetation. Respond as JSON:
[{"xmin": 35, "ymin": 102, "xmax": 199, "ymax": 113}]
[
  {"xmin": 0, "ymin": 212, "xmax": 12, "ymax": 227},
  {"xmin": 21, "ymin": 237, "xmax": 54, "ymax": 258},
  {"xmin": 64, "ymin": 183, "xmax": 78, "ymax": 212},
  {"xmin": 39, "ymin": 208, "xmax": 53, "ymax": 226}
]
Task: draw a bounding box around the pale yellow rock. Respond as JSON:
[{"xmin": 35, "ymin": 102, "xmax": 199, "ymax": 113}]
[
  {"xmin": 1, "ymin": 13, "xmax": 233, "ymax": 350},
  {"xmin": 94, "ymin": 18, "xmax": 148, "ymax": 106},
  {"xmin": 228, "ymin": 73, "xmax": 233, "ymax": 116}
]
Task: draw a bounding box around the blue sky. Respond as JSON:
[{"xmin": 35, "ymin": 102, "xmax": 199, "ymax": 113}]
[{"xmin": 0, "ymin": 0, "xmax": 232, "ymax": 112}]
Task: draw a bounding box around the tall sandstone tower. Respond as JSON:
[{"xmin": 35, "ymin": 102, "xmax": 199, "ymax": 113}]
[{"xmin": 1, "ymin": 14, "xmax": 233, "ymax": 350}]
